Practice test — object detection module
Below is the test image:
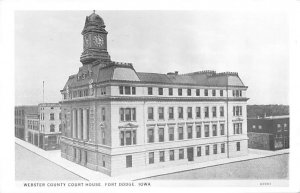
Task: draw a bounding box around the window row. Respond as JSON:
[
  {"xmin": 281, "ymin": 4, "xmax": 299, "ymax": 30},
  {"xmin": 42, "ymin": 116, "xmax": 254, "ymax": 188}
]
[
  {"xmin": 147, "ymin": 106, "xmax": 225, "ymax": 121},
  {"xmin": 119, "ymin": 108, "xmax": 136, "ymax": 121},
  {"xmin": 147, "ymin": 124, "xmax": 226, "ymax": 143},
  {"xmin": 71, "ymin": 89, "xmax": 89, "ymax": 98},
  {"xmin": 148, "ymin": 144, "xmax": 226, "ymax": 164},
  {"xmin": 124, "ymin": 141, "xmax": 241, "ymax": 168},
  {"xmin": 147, "ymin": 87, "xmax": 227, "ymax": 97},
  {"xmin": 119, "ymin": 86, "xmax": 136, "ymax": 95}
]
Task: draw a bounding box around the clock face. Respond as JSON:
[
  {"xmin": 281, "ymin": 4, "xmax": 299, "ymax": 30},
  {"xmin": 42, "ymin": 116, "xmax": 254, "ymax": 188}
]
[{"xmin": 93, "ymin": 34, "xmax": 104, "ymax": 47}]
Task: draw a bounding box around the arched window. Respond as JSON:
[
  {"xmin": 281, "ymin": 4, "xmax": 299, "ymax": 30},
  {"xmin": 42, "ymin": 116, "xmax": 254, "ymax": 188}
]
[{"xmin": 50, "ymin": 124, "xmax": 55, "ymax": 132}]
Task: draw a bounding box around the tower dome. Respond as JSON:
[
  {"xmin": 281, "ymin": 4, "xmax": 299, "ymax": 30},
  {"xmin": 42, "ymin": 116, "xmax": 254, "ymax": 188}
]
[{"xmin": 87, "ymin": 12, "xmax": 105, "ymax": 27}]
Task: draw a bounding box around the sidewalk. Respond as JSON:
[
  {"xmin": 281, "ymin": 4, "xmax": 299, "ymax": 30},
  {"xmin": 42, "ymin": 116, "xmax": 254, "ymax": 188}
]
[{"xmin": 15, "ymin": 138, "xmax": 289, "ymax": 181}]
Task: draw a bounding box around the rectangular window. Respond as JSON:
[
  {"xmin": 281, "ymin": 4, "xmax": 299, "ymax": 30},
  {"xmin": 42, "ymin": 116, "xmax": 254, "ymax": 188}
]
[
  {"xmin": 196, "ymin": 107, "xmax": 201, "ymax": 118},
  {"xmin": 233, "ymin": 106, "xmax": 243, "ymax": 116},
  {"xmin": 159, "ymin": 151, "xmax": 165, "ymax": 162},
  {"xmin": 233, "ymin": 123, "xmax": 243, "ymax": 134},
  {"xmin": 133, "ymin": 130, "xmax": 136, "ymax": 145},
  {"xmin": 149, "ymin": 152, "xmax": 154, "ymax": 164},
  {"xmin": 169, "ymin": 107, "xmax": 174, "ymax": 119},
  {"xmin": 148, "ymin": 129, "xmax": 154, "ymax": 143},
  {"xmin": 102, "ymin": 130, "xmax": 106, "ymax": 145},
  {"xmin": 132, "ymin": 108, "xmax": 136, "ymax": 121},
  {"xmin": 100, "ymin": 87, "xmax": 106, "ymax": 95},
  {"xmin": 220, "ymin": 124, "xmax": 225, "ymax": 135},
  {"xmin": 169, "ymin": 150, "xmax": 175, "ymax": 161},
  {"xmin": 169, "ymin": 127, "xmax": 174, "ymax": 141},
  {"xmin": 187, "ymin": 125, "xmax": 193, "ymax": 139},
  {"xmin": 148, "ymin": 87, "xmax": 153, "ymax": 95},
  {"xmin": 196, "ymin": 89, "xmax": 200, "ymax": 96},
  {"xmin": 126, "ymin": 155, "xmax": 132, "ymax": 168},
  {"xmin": 125, "ymin": 131, "xmax": 132, "ymax": 145},
  {"xmin": 212, "ymin": 107, "xmax": 217, "ymax": 117},
  {"xmin": 178, "ymin": 107, "xmax": 183, "ymax": 119},
  {"xmin": 158, "ymin": 107, "xmax": 164, "ymax": 120},
  {"xmin": 212, "ymin": 124, "xmax": 217, "ymax": 136},
  {"xmin": 220, "ymin": 90, "xmax": 223, "ymax": 96},
  {"xmin": 158, "ymin": 88, "xmax": 163, "ymax": 95},
  {"xmin": 205, "ymin": 107, "xmax": 209, "ymax": 118},
  {"xmin": 204, "ymin": 89, "xmax": 208, "ymax": 96},
  {"xmin": 196, "ymin": 125, "xmax": 201, "ymax": 138},
  {"xmin": 221, "ymin": 143, "xmax": 225, "ymax": 153},
  {"xmin": 236, "ymin": 142, "xmax": 241, "ymax": 151},
  {"xmin": 159, "ymin": 128, "xmax": 164, "ymax": 142},
  {"xmin": 125, "ymin": 108, "xmax": 131, "ymax": 121},
  {"xmin": 178, "ymin": 88, "xmax": 182, "ymax": 96},
  {"xmin": 148, "ymin": 107, "xmax": 154, "ymax": 120},
  {"xmin": 119, "ymin": 86, "xmax": 124, "ymax": 95},
  {"xmin": 205, "ymin": 145, "xmax": 210, "ymax": 155},
  {"xmin": 197, "ymin": 146, "xmax": 201, "ymax": 157},
  {"xmin": 204, "ymin": 125, "xmax": 209, "ymax": 137},
  {"xmin": 178, "ymin": 126, "xmax": 184, "ymax": 140},
  {"xmin": 187, "ymin": 89, "xmax": 191, "ymax": 96},
  {"xmin": 187, "ymin": 107, "xmax": 193, "ymax": 119},
  {"xmin": 132, "ymin": 87, "xmax": 136, "ymax": 95},
  {"xmin": 102, "ymin": 108, "xmax": 105, "ymax": 121},
  {"xmin": 213, "ymin": 144, "xmax": 217, "ymax": 154},
  {"xmin": 212, "ymin": 89, "xmax": 216, "ymax": 96},
  {"xmin": 50, "ymin": 113, "xmax": 54, "ymax": 120},
  {"xmin": 125, "ymin": 86, "xmax": 131, "ymax": 95},
  {"xmin": 169, "ymin": 88, "xmax": 173, "ymax": 96},
  {"xmin": 220, "ymin": 106, "xmax": 224, "ymax": 117},
  {"xmin": 120, "ymin": 131, "xmax": 124, "ymax": 146},
  {"xmin": 179, "ymin": 149, "xmax": 184, "ymax": 159},
  {"xmin": 120, "ymin": 108, "xmax": 125, "ymax": 121}
]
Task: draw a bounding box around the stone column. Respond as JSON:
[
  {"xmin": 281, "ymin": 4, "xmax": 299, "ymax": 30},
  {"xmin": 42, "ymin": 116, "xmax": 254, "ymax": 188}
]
[
  {"xmin": 83, "ymin": 109, "xmax": 87, "ymax": 141},
  {"xmin": 77, "ymin": 109, "xmax": 82, "ymax": 139},
  {"xmin": 72, "ymin": 109, "xmax": 77, "ymax": 138}
]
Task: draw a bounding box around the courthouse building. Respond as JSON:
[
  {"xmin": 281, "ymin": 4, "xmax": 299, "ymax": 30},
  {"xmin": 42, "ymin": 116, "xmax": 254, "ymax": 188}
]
[{"xmin": 60, "ymin": 12, "xmax": 249, "ymax": 176}]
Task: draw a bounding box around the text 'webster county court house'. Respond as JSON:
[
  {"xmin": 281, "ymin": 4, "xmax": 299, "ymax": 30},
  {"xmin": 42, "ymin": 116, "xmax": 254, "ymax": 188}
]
[{"xmin": 60, "ymin": 12, "xmax": 249, "ymax": 176}]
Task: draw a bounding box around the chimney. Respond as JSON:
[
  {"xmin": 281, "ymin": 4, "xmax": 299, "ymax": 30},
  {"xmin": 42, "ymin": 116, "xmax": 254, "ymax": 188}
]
[{"xmin": 175, "ymin": 71, "xmax": 178, "ymax": 75}]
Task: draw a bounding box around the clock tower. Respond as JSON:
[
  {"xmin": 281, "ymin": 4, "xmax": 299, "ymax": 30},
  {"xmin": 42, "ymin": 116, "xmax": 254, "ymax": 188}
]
[{"xmin": 80, "ymin": 11, "xmax": 111, "ymax": 65}]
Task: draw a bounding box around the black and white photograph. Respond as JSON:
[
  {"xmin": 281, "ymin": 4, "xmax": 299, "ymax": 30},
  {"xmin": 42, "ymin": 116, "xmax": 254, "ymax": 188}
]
[{"xmin": 1, "ymin": 0, "xmax": 300, "ymax": 193}]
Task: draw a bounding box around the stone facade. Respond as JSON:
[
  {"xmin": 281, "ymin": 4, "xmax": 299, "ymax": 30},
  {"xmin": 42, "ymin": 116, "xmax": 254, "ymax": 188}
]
[{"xmin": 60, "ymin": 12, "xmax": 249, "ymax": 176}]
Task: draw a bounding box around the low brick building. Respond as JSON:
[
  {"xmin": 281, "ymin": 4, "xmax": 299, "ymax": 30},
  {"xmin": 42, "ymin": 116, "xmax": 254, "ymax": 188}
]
[
  {"xmin": 15, "ymin": 106, "xmax": 38, "ymax": 140},
  {"xmin": 247, "ymin": 115, "xmax": 289, "ymax": 151}
]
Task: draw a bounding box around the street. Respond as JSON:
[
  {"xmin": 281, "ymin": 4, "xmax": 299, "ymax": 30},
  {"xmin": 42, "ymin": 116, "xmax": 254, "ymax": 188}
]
[
  {"xmin": 145, "ymin": 154, "xmax": 288, "ymax": 180},
  {"xmin": 15, "ymin": 144, "xmax": 85, "ymax": 181}
]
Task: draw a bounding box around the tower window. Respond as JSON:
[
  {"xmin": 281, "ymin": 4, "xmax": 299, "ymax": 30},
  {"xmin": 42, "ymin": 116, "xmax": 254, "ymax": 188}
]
[
  {"xmin": 169, "ymin": 88, "xmax": 173, "ymax": 96},
  {"xmin": 187, "ymin": 89, "xmax": 192, "ymax": 96},
  {"xmin": 148, "ymin": 87, "xmax": 153, "ymax": 95},
  {"xmin": 158, "ymin": 88, "xmax": 163, "ymax": 95},
  {"xmin": 178, "ymin": 88, "xmax": 182, "ymax": 96}
]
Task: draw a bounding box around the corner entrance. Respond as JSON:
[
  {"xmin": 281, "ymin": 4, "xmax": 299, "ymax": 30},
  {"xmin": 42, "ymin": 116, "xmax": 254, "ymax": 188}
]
[{"xmin": 187, "ymin": 147, "xmax": 194, "ymax": 161}]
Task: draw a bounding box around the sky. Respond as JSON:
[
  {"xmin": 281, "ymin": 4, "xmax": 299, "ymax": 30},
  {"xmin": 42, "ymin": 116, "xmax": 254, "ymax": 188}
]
[{"xmin": 15, "ymin": 10, "xmax": 289, "ymax": 105}]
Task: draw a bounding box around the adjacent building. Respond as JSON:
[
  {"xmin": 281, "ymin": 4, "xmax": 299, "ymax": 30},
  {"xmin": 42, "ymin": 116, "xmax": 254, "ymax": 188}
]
[
  {"xmin": 248, "ymin": 115, "xmax": 289, "ymax": 151},
  {"xmin": 38, "ymin": 103, "xmax": 62, "ymax": 150},
  {"xmin": 22, "ymin": 103, "xmax": 62, "ymax": 150},
  {"xmin": 60, "ymin": 12, "xmax": 249, "ymax": 176},
  {"xmin": 15, "ymin": 106, "xmax": 38, "ymax": 140}
]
